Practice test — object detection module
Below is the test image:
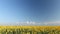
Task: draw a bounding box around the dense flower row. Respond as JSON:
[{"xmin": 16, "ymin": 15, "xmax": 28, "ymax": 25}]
[{"xmin": 0, "ymin": 26, "xmax": 60, "ymax": 34}]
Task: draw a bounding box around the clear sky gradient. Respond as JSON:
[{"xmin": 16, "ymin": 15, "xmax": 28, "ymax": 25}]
[{"xmin": 0, "ymin": 0, "xmax": 60, "ymax": 25}]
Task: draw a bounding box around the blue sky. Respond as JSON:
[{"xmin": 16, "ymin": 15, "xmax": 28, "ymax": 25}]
[{"xmin": 0, "ymin": 0, "xmax": 60, "ymax": 25}]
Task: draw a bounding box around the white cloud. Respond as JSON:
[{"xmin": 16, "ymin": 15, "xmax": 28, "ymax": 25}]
[
  {"xmin": 0, "ymin": 21, "xmax": 60, "ymax": 26},
  {"xmin": 43, "ymin": 21, "xmax": 60, "ymax": 25},
  {"xmin": 11, "ymin": 21, "xmax": 60, "ymax": 26}
]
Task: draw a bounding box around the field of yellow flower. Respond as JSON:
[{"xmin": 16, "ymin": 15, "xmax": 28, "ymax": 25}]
[{"xmin": 0, "ymin": 26, "xmax": 60, "ymax": 34}]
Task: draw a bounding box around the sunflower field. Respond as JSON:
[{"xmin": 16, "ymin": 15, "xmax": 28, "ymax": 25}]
[{"xmin": 0, "ymin": 26, "xmax": 60, "ymax": 34}]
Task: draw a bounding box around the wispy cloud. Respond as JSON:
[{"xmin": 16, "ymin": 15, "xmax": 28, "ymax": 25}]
[
  {"xmin": 15, "ymin": 21, "xmax": 60, "ymax": 26},
  {"xmin": 0, "ymin": 21, "xmax": 60, "ymax": 26},
  {"xmin": 44, "ymin": 21, "xmax": 60, "ymax": 26}
]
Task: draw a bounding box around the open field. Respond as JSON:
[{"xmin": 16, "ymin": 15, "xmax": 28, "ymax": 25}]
[{"xmin": 0, "ymin": 26, "xmax": 60, "ymax": 34}]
